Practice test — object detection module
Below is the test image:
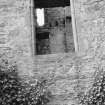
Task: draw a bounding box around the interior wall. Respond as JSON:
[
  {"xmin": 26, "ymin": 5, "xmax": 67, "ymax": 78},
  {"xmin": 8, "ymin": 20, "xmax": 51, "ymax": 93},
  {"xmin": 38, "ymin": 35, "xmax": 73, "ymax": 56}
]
[
  {"xmin": 49, "ymin": 27, "xmax": 65, "ymax": 53},
  {"xmin": 45, "ymin": 6, "xmax": 75, "ymax": 53}
]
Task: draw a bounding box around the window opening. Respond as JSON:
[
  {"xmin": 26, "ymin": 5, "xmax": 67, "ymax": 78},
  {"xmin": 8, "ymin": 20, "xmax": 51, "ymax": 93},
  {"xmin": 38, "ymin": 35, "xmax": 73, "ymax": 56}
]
[{"xmin": 36, "ymin": 8, "xmax": 45, "ymax": 26}]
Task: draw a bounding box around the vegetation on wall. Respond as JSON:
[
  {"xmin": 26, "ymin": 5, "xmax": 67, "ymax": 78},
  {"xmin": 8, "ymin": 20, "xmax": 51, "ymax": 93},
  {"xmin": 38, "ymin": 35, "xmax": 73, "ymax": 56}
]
[
  {"xmin": 0, "ymin": 59, "xmax": 52, "ymax": 105},
  {"xmin": 80, "ymin": 67, "xmax": 105, "ymax": 105}
]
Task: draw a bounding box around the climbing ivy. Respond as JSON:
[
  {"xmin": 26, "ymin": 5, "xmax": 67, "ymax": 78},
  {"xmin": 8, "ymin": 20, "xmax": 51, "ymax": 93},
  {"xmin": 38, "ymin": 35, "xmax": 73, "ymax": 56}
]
[
  {"xmin": 80, "ymin": 67, "xmax": 105, "ymax": 105},
  {"xmin": 0, "ymin": 59, "xmax": 52, "ymax": 105}
]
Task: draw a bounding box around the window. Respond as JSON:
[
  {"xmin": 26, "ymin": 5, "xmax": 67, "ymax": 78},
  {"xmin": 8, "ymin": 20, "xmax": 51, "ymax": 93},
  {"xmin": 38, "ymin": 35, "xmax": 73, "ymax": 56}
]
[{"xmin": 36, "ymin": 8, "xmax": 45, "ymax": 26}]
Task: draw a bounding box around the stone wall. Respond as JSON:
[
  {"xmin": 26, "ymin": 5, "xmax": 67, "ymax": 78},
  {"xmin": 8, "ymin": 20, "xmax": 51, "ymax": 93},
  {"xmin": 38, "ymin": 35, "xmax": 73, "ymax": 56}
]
[
  {"xmin": 73, "ymin": 0, "xmax": 105, "ymax": 57},
  {"xmin": 34, "ymin": 53, "xmax": 100, "ymax": 105},
  {"xmin": 0, "ymin": 0, "xmax": 34, "ymax": 76},
  {"xmin": 1, "ymin": 0, "xmax": 105, "ymax": 105}
]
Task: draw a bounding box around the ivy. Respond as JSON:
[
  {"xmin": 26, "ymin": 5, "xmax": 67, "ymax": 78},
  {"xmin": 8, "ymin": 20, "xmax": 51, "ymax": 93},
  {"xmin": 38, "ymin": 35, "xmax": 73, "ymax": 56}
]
[
  {"xmin": 0, "ymin": 59, "xmax": 52, "ymax": 105},
  {"xmin": 80, "ymin": 67, "xmax": 105, "ymax": 105}
]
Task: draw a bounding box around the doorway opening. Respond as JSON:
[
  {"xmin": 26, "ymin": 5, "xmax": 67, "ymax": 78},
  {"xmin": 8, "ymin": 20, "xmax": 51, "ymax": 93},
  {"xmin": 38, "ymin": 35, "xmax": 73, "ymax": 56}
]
[{"xmin": 34, "ymin": 0, "xmax": 75, "ymax": 55}]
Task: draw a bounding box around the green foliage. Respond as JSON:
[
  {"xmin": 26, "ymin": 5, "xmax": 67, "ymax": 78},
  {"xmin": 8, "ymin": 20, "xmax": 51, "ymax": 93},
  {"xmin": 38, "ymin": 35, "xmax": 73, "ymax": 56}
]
[
  {"xmin": 0, "ymin": 59, "xmax": 52, "ymax": 105},
  {"xmin": 80, "ymin": 67, "xmax": 105, "ymax": 105}
]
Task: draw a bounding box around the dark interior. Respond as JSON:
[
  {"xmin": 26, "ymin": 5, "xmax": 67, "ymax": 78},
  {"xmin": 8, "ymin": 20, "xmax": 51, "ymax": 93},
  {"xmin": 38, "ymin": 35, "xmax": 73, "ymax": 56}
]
[
  {"xmin": 36, "ymin": 32, "xmax": 49, "ymax": 40},
  {"xmin": 34, "ymin": 0, "xmax": 70, "ymax": 8}
]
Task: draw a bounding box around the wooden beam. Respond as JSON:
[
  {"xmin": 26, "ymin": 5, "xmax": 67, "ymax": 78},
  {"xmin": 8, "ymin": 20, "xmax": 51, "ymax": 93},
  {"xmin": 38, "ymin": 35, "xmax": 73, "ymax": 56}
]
[
  {"xmin": 35, "ymin": 0, "xmax": 70, "ymax": 8},
  {"xmin": 70, "ymin": 0, "xmax": 79, "ymax": 53},
  {"xmin": 30, "ymin": 0, "xmax": 36, "ymax": 56}
]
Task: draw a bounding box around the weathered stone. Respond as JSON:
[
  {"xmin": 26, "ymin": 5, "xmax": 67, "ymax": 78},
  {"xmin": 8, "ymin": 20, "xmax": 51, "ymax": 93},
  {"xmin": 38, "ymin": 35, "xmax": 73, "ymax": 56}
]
[
  {"xmin": 0, "ymin": 0, "xmax": 34, "ymax": 80},
  {"xmin": 1, "ymin": 0, "xmax": 105, "ymax": 105}
]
